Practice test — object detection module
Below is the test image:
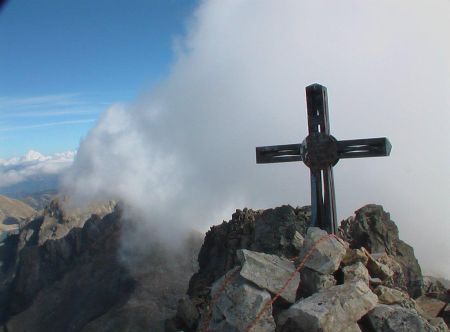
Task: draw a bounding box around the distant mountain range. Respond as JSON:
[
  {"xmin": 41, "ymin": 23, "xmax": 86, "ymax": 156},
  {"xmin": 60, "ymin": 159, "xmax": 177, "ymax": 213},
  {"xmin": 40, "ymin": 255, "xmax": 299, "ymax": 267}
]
[{"xmin": 0, "ymin": 150, "xmax": 74, "ymax": 208}]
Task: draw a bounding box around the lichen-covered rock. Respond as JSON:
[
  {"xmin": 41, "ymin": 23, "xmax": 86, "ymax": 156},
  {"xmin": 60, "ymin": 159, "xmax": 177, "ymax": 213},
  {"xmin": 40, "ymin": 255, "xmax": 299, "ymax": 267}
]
[
  {"xmin": 362, "ymin": 248, "xmax": 394, "ymax": 281},
  {"xmin": 342, "ymin": 248, "xmax": 369, "ymax": 266},
  {"xmin": 208, "ymin": 267, "xmax": 276, "ymax": 332},
  {"xmin": 374, "ymin": 286, "xmax": 415, "ymax": 309},
  {"xmin": 343, "ymin": 262, "xmax": 370, "ymax": 285},
  {"xmin": 362, "ymin": 304, "xmax": 439, "ymax": 332},
  {"xmin": 237, "ymin": 249, "xmax": 299, "ymax": 304},
  {"xmin": 339, "ymin": 205, "xmax": 423, "ymax": 297},
  {"xmin": 298, "ymin": 227, "xmax": 347, "ymax": 275},
  {"xmin": 279, "ymin": 280, "xmax": 377, "ymax": 332}
]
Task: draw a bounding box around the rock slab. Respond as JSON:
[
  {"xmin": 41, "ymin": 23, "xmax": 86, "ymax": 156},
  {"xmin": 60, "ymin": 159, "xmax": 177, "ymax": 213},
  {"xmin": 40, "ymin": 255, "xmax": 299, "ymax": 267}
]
[
  {"xmin": 279, "ymin": 280, "xmax": 378, "ymax": 332},
  {"xmin": 209, "ymin": 267, "xmax": 276, "ymax": 332},
  {"xmin": 237, "ymin": 249, "xmax": 299, "ymax": 304},
  {"xmin": 363, "ymin": 304, "xmax": 439, "ymax": 332},
  {"xmin": 298, "ymin": 227, "xmax": 347, "ymax": 275}
]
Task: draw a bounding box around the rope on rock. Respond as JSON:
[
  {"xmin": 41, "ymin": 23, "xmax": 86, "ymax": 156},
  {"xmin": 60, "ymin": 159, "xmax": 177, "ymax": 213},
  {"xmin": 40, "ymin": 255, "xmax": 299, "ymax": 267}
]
[
  {"xmin": 201, "ymin": 233, "xmax": 341, "ymax": 332},
  {"xmin": 199, "ymin": 266, "xmax": 241, "ymax": 332},
  {"xmin": 245, "ymin": 233, "xmax": 340, "ymax": 332}
]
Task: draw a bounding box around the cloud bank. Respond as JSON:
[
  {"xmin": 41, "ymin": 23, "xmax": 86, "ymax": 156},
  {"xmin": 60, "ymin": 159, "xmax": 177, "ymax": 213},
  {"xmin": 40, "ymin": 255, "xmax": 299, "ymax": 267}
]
[
  {"xmin": 0, "ymin": 150, "xmax": 75, "ymax": 192},
  {"xmin": 62, "ymin": 0, "xmax": 450, "ymax": 277}
]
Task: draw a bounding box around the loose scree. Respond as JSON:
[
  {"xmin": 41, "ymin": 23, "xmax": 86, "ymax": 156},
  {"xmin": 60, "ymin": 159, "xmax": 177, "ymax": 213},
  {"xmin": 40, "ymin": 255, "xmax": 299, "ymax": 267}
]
[{"xmin": 256, "ymin": 84, "xmax": 392, "ymax": 234}]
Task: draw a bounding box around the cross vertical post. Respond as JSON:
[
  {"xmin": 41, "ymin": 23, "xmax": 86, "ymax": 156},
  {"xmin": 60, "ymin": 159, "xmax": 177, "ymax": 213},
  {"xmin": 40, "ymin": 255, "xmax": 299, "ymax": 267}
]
[{"xmin": 305, "ymin": 84, "xmax": 337, "ymax": 234}]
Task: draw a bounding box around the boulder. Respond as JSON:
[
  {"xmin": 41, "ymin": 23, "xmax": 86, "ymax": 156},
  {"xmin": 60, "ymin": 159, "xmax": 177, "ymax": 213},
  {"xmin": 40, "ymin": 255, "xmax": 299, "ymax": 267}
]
[
  {"xmin": 208, "ymin": 267, "xmax": 276, "ymax": 332},
  {"xmin": 342, "ymin": 248, "xmax": 369, "ymax": 266},
  {"xmin": 237, "ymin": 249, "xmax": 299, "ymax": 304},
  {"xmin": 279, "ymin": 280, "xmax": 377, "ymax": 332},
  {"xmin": 298, "ymin": 227, "xmax": 347, "ymax": 275},
  {"xmin": 343, "ymin": 262, "xmax": 370, "ymax": 285},
  {"xmin": 374, "ymin": 286, "xmax": 415, "ymax": 309},
  {"xmin": 298, "ymin": 267, "xmax": 336, "ymax": 298},
  {"xmin": 424, "ymin": 277, "xmax": 450, "ymax": 293},
  {"xmin": 369, "ymin": 277, "xmax": 383, "ymax": 287},
  {"xmin": 339, "ymin": 205, "xmax": 423, "ymax": 297},
  {"xmin": 362, "ymin": 248, "xmax": 394, "ymax": 281},
  {"xmin": 362, "ymin": 304, "xmax": 439, "ymax": 332},
  {"xmin": 415, "ymin": 295, "xmax": 447, "ymax": 319}
]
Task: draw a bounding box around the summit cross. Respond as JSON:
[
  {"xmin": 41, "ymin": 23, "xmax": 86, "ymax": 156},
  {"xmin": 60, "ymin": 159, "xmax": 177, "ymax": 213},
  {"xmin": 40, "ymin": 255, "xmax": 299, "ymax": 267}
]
[{"xmin": 256, "ymin": 84, "xmax": 392, "ymax": 234}]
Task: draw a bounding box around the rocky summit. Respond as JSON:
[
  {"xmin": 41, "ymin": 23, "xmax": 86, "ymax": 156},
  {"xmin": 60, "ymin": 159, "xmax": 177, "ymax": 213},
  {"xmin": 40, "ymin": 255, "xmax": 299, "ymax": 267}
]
[
  {"xmin": 168, "ymin": 204, "xmax": 450, "ymax": 332},
  {"xmin": 0, "ymin": 201, "xmax": 448, "ymax": 332}
]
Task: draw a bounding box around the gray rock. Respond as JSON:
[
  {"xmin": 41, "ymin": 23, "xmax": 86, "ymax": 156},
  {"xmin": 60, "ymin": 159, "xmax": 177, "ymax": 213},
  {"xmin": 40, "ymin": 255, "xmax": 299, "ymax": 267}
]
[
  {"xmin": 423, "ymin": 276, "xmax": 450, "ymax": 297},
  {"xmin": 279, "ymin": 280, "xmax": 377, "ymax": 332},
  {"xmin": 299, "ymin": 267, "xmax": 336, "ymax": 298},
  {"xmin": 188, "ymin": 205, "xmax": 310, "ymax": 300},
  {"xmin": 370, "ymin": 277, "xmax": 383, "ymax": 287},
  {"xmin": 209, "ymin": 267, "xmax": 276, "ymax": 332},
  {"xmin": 361, "ymin": 247, "xmax": 394, "ymax": 281},
  {"xmin": 374, "ymin": 286, "xmax": 414, "ymax": 309},
  {"xmin": 342, "ymin": 248, "xmax": 369, "ymax": 266},
  {"xmin": 339, "ymin": 205, "xmax": 423, "ymax": 297},
  {"xmin": 298, "ymin": 227, "xmax": 347, "ymax": 275},
  {"xmin": 281, "ymin": 231, "xmax": 304, "ymax": 252},
  {"xmin": 237, "ymin": 249, "xmax": 299, "ymax": 304},
  {"xmin": 343, "ymin": 262, "xmax": 370, "ymax": 285},
  {"xmin": 363, "ymin": 304, "xmax": 438, "ymax": 332}
]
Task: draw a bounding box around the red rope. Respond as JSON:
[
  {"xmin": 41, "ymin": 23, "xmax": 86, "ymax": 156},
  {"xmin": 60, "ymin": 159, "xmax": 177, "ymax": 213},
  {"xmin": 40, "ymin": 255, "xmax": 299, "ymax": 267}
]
[
  {"xmin": 200, "ymin": 267, "xmax": 241, "ymax": 332},
  {"xmin": 201, "ymin": 233, "xmax": 341, "ymax": 332},
  {"xmin": 245, "ymin": 233, "xmax": 339, "ymax": 332}
]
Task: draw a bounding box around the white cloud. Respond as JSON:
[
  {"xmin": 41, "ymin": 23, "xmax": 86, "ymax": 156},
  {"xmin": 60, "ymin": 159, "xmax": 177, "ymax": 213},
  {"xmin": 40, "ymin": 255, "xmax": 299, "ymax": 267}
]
[
  {"xmin": 62, "ymin": 0, "xmax": 450, "ymax": 277},
  {"xmin": 0, "ymin": 150, "xmax": 75, "ymax": 188}
]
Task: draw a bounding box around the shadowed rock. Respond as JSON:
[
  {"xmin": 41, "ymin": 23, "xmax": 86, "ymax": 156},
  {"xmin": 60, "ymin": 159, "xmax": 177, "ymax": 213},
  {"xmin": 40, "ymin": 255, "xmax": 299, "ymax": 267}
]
[
  {"xmin": 188, "ymin": 206, "xmax": 310, "ymax": 300},
  {"xmin": 361, "ymin": 304, "xmax": 438, "ymax": 332},
  {"xmin": 208, "ymin": 267, "xmax": 276, "ymax": 332},
  {"xmin": 339, "ymin": 205, "xmax": 424, "ymax": 297}
]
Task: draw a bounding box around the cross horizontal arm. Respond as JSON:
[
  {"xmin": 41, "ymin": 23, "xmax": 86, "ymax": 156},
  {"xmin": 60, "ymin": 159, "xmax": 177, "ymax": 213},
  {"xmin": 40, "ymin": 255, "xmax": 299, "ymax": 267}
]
[
  {"xmin": 337, "ymin": 137, "xmax": 392, "ymax": 159},
  {"xmin": 256, "ymin": 143, "xmax": 302, "ymax": 163}
]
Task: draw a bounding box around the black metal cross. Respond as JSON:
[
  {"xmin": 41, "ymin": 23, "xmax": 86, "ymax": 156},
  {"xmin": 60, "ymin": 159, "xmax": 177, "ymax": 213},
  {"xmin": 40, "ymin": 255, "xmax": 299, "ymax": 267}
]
[{"xmin": 256, "ymin": 84, "xmax": 391, "ymax": 234}]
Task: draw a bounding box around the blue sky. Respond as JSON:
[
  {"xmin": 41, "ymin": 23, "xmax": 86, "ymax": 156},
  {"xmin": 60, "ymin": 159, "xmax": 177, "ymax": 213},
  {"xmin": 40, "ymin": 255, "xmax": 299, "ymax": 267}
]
[{"xmin": 0, "ymin": 0, "xmax": 197, "ymax": 158}]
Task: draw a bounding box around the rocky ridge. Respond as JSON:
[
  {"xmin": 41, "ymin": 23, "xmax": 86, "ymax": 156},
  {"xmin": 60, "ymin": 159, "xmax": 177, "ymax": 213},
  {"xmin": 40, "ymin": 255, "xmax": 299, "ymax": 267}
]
[
  {"xmin": 0, "ymin": 198, "xmax": 202, "ymax": 331},
  {"xmin": 169, "ymin": 204, "xmax": 450, "ymax": 332},
  {"xmin": 0, "ymin": 199, "xmax": 448, "ymax": 331},
  {"xmin": 0, "ymin": 195, "xmax": 36, "ymax": 241}
]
